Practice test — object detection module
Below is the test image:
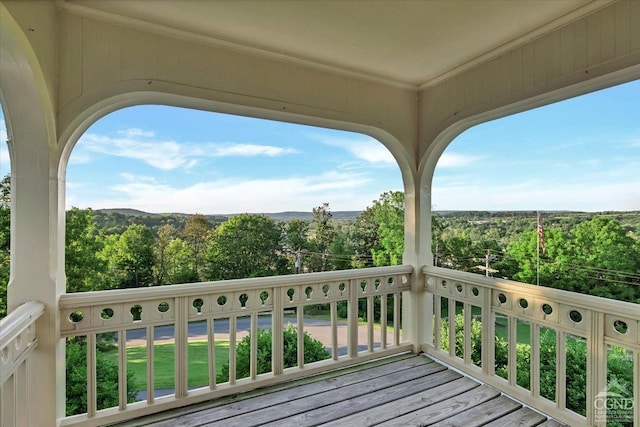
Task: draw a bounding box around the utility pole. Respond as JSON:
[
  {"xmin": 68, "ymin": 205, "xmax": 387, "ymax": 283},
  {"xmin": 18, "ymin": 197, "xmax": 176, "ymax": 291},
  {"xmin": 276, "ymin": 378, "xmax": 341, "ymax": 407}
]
[
  {"xmin": 475, "ymin": 249, "xmax": 498, "ymax": 277},
  {"xmin": 295, "ymin": 249, "xmax": 302, "ymax": 273},
  {"xmin": 485, "ymin": 249, "xmax": 490, "ymax": 277}
]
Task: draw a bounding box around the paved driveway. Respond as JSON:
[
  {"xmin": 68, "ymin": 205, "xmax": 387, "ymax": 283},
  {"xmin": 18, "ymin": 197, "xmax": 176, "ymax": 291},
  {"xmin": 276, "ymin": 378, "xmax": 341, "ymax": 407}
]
[{"xmin": 125, "ymin": 316, "xmax": 395, "ymax": 355}]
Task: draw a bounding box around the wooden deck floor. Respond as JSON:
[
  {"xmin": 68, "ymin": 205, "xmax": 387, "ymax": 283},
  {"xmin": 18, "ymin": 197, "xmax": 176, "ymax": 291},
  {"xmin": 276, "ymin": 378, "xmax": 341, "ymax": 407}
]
[{"xmin": 120, "ymin": 354, "xmax": 567, "ymax": 427}]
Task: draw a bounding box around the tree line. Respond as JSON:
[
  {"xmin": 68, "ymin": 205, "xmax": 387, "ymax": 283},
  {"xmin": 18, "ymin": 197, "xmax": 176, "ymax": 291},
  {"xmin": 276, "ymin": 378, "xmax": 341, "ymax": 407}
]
[
  {"xmin": 2, "ymin": 179, "xmax": 640, "ymax": 318},
  {"xmin": 62, "ymin": 202, "xmax": 365, "ymax": 293},
  {"xmin": 2, "ymin": 176, "xmax": 638, "ymax": 421}
]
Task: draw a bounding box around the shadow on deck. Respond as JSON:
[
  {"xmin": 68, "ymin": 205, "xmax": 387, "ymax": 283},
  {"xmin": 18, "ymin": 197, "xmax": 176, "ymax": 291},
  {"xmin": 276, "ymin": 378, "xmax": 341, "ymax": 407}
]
[{"xmin": 117, "ymin": 353, "xmax": 566, "ymax": 427}]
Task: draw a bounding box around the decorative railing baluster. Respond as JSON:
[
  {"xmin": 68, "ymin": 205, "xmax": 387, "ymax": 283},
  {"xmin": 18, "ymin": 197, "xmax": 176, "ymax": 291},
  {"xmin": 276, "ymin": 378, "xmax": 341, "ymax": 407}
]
[
  {"xmin": 118, "ymin": 330, "xmax": 126, "ymax": 410},
  {"xmin": 1, "ymin": 302, "xmax": 45, "ymax": 427},
  {"xmin": 56, "ymin": 266, "xmax": 412, "ymax": 426},
  {"xmin": 146, "ymin": 325, "xmax": 154, "ymax": 404},
  {"xmin": 175, "ymin": 296, "xmax": 188, "ymax": 398},
  {"xmin": 423, "ymin": 265, "xmax": 639, "ymax": 427},
  {"xmin": 87, "ymin": 333, "xmax": 97, "ymax": 417},
  {"xmin": 250, "ymin": 312, "xmax": 258, "ymax": 379},
  {"xmin": 330, "ymin": 300, "xmax": 338, "ymax": 360}
]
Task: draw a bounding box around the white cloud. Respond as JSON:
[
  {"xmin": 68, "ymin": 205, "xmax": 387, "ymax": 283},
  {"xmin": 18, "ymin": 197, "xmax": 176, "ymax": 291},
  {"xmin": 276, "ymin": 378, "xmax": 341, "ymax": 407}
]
[
  {"xmin": 66, "ymin": 182, "xmax": 86, "ymax": 189},
  {"xmin": 436, "ymin": 153, "xmax": 483, "ymax": 168},
  {"xmin": 432, "ymin": 179, "xmax": 640, "ymax": 212},
  {"xmin": 625, "ymin": 132, "xmax": 640, "ymax": 148},
  {"xmin": 120, "ymin": 172, "xmax": 158, "ymax": 183},
  {"xmin": 67, "ymin": 150, "xmax": 93, "ymax": 165},
  {"xmin": 77, "ymin": 131, "xmax": 298, "ymax": 170},
  {"xmin": 312, "ymin": 134, "xmax": 395, "ymax": 165},
  {"xmin": 577, "ymin": 158, "xmax": 602, "ymax": 168},
  {"xmin": 75, "ymin": 170, "xmax": 377, "ymax": 214},
  {"xmin": 542, "ymin": 140, "xmax": 590, "ymax": 152},
  {"xmin": 118, "ymin": 128, "xmax": 155, "ymax": 138},
  {"xmin": 79, "ymin": 133, "xmax": 188, "ymax": 169},
  {"xmin": 211, "ymin": 144, "xmax": 297, "ymax": 157}
]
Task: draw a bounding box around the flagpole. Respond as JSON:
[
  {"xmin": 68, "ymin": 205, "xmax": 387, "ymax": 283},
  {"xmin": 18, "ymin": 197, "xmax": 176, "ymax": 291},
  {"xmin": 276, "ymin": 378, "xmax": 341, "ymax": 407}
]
[{"xmin": 536, "ymin": 211, "xmax": 540, "ymax": 286}]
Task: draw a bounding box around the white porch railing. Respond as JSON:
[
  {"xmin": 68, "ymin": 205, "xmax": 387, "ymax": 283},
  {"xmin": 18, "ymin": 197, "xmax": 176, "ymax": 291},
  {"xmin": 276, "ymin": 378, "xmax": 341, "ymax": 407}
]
[
  {"xmin": 422, "ymin": 265, "xmax": 639, "ymax": 427},
  {"xmin": 58, "ymin": 265, "xmax": 412, "ymax": 427},
  {"xmin": 0, "ymin": 300, "xmax": 46, "ymax": 427}
]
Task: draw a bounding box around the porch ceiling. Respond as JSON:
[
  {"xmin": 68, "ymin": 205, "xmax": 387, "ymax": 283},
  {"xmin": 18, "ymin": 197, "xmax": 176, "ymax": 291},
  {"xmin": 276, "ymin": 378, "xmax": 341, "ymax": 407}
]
[{"xmin": 63, "ymin": 0, "xmax": 608, "ymax": 88}]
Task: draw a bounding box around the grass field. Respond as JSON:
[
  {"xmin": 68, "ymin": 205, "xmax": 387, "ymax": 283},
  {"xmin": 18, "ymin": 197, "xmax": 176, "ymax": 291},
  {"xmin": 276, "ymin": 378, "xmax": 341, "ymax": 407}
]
[
  {"xmin": 440, "ymin": 303, "xmax": 533, "ymax": 344},
  {"xmin": 103, "ymin": 340, "xmax": 230, "ymax": 390}
]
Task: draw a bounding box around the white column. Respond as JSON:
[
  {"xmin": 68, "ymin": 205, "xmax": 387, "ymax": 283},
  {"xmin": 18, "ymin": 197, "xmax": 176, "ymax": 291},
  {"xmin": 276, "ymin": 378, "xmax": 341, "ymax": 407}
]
[
  {"xmin": 401, "ymin": 172, "xmax": 431, "ymax": 353},
  {"xmin": 8, "ymin": 107, "xmax": 65, "ymax": 427},
  {"xmin": 1, "ymin": 5, "xmax": 65, "ymax": 424}
]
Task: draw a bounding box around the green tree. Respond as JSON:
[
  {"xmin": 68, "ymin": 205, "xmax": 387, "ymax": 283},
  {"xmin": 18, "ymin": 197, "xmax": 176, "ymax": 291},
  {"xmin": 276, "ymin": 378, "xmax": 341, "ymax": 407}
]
[
  {"xmin": 284, "ymin": 218, "xmax": 309, "ymax": 253},
  {"xmin": 65, "ymin": 208, "xmax": 112, "ymax": 292},
  {"xmin": 153, "ymin": 224, "xmax": 178, "ymax": 286},
  {"xmin": 432, "ymin": 212, "xmax": 444, "ymax": 267},
  {"xmin": 351, "ymin": 207, "xmax": 379, "ymax": 268},
  {"xmin": 0, "ymin": 174, "xmax": 9, "ymax": 249},
  {"xmin": 0, "ymin": 249, "xmax": 7, "ymax": 318},
  {"xmin": 217, "ymin": 325, "xmax": 330, "ymax": 382},
  {"xmin": 284, "ymin": 218, "xmax": 309, "ymax": 273},
  {"xmin": 370, "ymin": 191, "xmax": 404, "ymax": 266},
  {"xmin": 181, "ymin": 214, "xmax": 212, "ymax": 281},
  {"xmin": 205, "ymin": 214, "xmax": 285, "ymax": 280},
  {"xmin": 165, "ymin": 238, "xmax": 197, "ymax": 284},
  {"xmin": 439, "ymin": 234, "xmax": 475, "ymax": 271},
  {"xmin": 307, "ymin": 203, "xmax": 336, "ymax": 272},
  {"xmin": 0, "ymin": 175, "xmax": 10, "ymax": 317},
  {"xmin": 566, "ymin": 217, "xmax": 640, "ymax": 302},
  {"xmin": 507, "ymin": 217, "xmax": 640, "ymax": 303},
  {"xmin": 507, "ymin": 226, "xmax": 568, "ymax": 286},
  {"xmin": 114, "ymin": 224, "xmax": 155, "ymax": 288},
  {"xmin": 327, "ymin": 230, "xmax": 353, "ymax": 271}
]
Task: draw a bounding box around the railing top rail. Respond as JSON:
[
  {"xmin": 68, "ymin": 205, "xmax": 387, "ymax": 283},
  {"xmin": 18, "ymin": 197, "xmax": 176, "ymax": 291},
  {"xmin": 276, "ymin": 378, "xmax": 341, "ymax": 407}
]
[
  {"xmin": 0, "ymin": 300, "xmax": 45, "ymax": 349},
  {"xmin": 60, "ymin": 265, "xmax": 414, "ymax": 309},
  {"xmin": 423, "ymin": 265, "xmax": 640, "ymax": 319}
]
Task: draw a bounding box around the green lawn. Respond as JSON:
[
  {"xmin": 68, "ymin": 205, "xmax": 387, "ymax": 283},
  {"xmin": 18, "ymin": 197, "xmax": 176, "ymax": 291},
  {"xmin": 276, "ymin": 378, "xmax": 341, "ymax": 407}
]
[
  {"xmin": 104, "ymin": 340, "xmax": 230, "ymax": 390},
  {"xmin": 494, "ymin": 316, "xmax": 533, "ymax": 344},
  {"xmin": 440, "ymin": 303, "xmax": 533, "ymax": 344}
]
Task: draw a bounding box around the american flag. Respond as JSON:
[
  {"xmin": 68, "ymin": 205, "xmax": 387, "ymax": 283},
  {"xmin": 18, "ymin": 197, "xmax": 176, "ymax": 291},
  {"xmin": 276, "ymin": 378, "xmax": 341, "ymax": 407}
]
[{"xmin": 538, "ymin": 221, "xmax": 546, "ymax": 255}]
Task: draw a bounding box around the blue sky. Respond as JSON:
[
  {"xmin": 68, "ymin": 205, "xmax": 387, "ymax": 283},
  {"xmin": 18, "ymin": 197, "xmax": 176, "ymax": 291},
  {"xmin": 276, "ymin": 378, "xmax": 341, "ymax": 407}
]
[{"xmin": 1, "ymin": 79, "xmax": 638, "ymax": 214}]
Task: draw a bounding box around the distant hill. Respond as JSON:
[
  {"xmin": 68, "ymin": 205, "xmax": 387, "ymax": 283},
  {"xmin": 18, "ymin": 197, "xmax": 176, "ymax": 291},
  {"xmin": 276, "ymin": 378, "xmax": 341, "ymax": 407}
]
[
  {"xmin": 91, "ymin": 209, "xmax": 364, "ymax": 234},
  {"xmin": 90, "ymin": 208, "xmax": 640, "ymax": 238},
  {"xmin": 95, "ymin": 209, "xmax": 362, "ymax": 221},
  {"xmin": 98, "ymin": 208, "xmax": 154, "ymax": 216},
  {"xmin": 259, "ymin": 211, "xmax": 362, "ymax": 221}
]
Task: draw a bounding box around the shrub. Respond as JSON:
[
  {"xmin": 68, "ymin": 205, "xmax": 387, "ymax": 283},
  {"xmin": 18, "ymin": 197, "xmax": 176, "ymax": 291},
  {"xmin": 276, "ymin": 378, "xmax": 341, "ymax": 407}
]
[
  {"xmin": 66, "ymin": 340, "xmax": 139, "ymax": 416},
  {"xmin": 438, "ymin": 313, "xmax": 635, "ymax": 418},
  {"xmin": 217, "ymin": 324, "xmax": 330, "ymax": 383}
]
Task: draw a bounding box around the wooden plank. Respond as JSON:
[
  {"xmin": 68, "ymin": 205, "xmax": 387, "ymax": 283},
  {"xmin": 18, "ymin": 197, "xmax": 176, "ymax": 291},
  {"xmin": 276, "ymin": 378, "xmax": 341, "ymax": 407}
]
[
  {"xmin": 133, "ymin": 355, "xmax": 566, "ymax": 427},
  {"xmin": 429, "ymin": 395, "xmax": 521, "ymax": 426},
  {"xmin": 261, "ymin": 370, "xmax": 465, "ymax": 427},
  {"xmin": 537, "ymin": 420, "xmax": 568, "ymax": 427},
  {"xmin": 482, "ymin": 406, "xmax": 547, "ymax": 427},
  {"xmin": 376, "ymin": 384, "xmax": 502, "ymax": 426},
  {"xmin": 147, "ymin": 356, "xmax": 434, "ymax": 427},
  {"xmin": 123, "ymin": 354, "xmax": 416, "ymax": 426},
  {"xmin": 318, "ymin": 376, "xmax": 480, "ymax": 427},
  {"xmin": 202, "ymin": 360, "xmax": 449, "ymax": 426}
]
